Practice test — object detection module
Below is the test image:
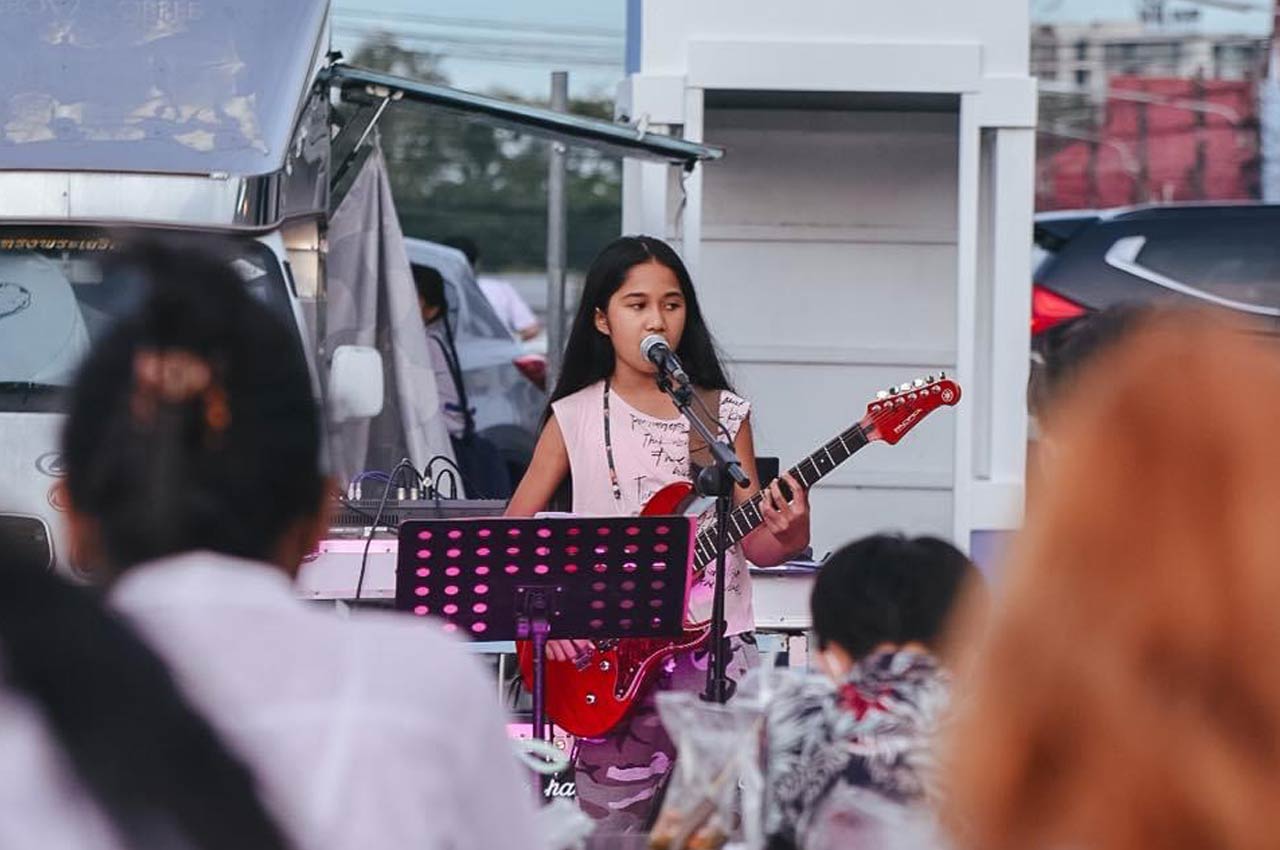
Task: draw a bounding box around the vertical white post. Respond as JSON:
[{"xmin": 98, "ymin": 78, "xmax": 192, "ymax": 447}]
[{"xmin": 952, "ymin": 94, "xmax": 981, "ymax": 549}]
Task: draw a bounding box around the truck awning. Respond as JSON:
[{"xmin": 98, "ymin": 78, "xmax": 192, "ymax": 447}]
[{"xmin": 325, "ymin": 64, "xmax": 722, "ymax": 167}]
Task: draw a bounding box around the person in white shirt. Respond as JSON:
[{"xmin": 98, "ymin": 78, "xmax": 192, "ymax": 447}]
[
  {"xmin": 51, "ymin": 239, "xmax": 540, "ymax": 850},
  {"xmin": 443, "ymin": 235, "xmax": 541, "ymax": 341}
]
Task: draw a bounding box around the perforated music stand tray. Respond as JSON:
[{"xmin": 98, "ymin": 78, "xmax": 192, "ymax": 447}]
[{"xmin": 395, "ymin": 515, "xmax": 695, "ymax": 740}]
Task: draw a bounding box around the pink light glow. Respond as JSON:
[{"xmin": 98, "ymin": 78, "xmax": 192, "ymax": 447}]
[
  {"xmin": 472, "ymin": 622, "xmax": 488, "ymax": 634},
  {"xmin": 563, "ymin": 563, "xmax": 579, "ymax": 574},
  {"xmin": 416, "ymin": 567, "xmax": 430, "ymax": 578},
  {"xmin": 593, "ymin": 563, "xmax": 608, "ymax": 573},
  {"xmin": 567, "ymin": 527, "xmax": 581, "ymax": 536},
  {"xmin": 597, "ymin": 526, "xmax": 610, "ymax": 536},
  {"xmin": 534, "ymin": 564, "xmax": 550, "ymax": 575},
  {"xmin": 536, "ymin": 546, "xmax": 551, "ymax": 556},
  {"xmin": 620, "ymin": 599, "xmax": 635, "ymax": 610},
  {"xmin": 476, "ymin": 547, "xmax": 491, "ymax": 556},
  {"xmin": 443, "ymin": 623, "xmax": 458, "ymax": 633},
  {"xmin": 621, "ymin": 580, "xmax": 636, "ymax": 592},
  {"xmin": 444, "ymin": 585, "xmax": 459, "ymax": 596},
  {"xmin": 475, "ymin": 584, "xmax": 489, "ymax": 595},
  {"xmin": 506, "ymin": 546, "xmax": 520, "ymax": 556},
  {"xmin": 624, "ymin": 544, "xmax": 639, "ymax": 555},
  {"xmin": 505, "ymin": 565, "xmax": 519, "ymax": 575},
  {"xmin": 651, "ymin": 579, "xmax": 665, "ymax": 590},
  {"xmin": 478, "ymin": 528, "xmax": 492, "ymax": 538},
  {"xmin": 475, "ymin": 566, "xmax": 490, "ymax": 576},
  {"xmin": 589, "ymin": 618, "xmax": 604, "ymax": 630},
  {"xmin": 507, "ymin": 527, "xmax": 521, "ymax": 537},
  {"xmin": 655, "ymin": 543, "xmax": 669, "ymax": 553},
  {"xmin": 656, "ymin": 525, "xmax": 669, "ymax": 535},
  {"xmin": 443, "ymin": 603, "xmax": 459, "ymax": 615},
  {"xmin": 472, "ymin": 602, "xmax": 488, "ymax": 614},
  {"xmin": 622, "ymin": 562, "xmax": 638, "ymax": 573},
  {"xmin": 537, "ymin": 527, "xmax": 552, "ymax": 538},
  {"xmin": 445, "ymin": 566, "xmax": 461, "ymax": 577},
  {"xmin": 626, "ymin": 525, "xmax": 640, "ymax": 536},
  {"xmin": 417, "ymin": 530, "xmax": 432, "ymax": 541},
  {"xmin": 417, "ymin": 549, "xmax": 431, "ymax": 559},
  {"xmin": 448, "ymin": 529, "xmax": 463, "ymax": 540},
  {"xmin": 591, "ymin": 599, "xmax": 606, "ymax": 610},
  {"xmin": 413, "ymin": 605, "xmax": 429, "ymax": 616},
  {"xmin": 446, "ymin": 548, "xmax": 462, "ymax": 558},
  {"xmin": 653, "ymin": 562, "xmax": 667, "ymax": 572},
  {"xmin": 414, "ymin": 586, "xmax": 429, "ymax": 597}
]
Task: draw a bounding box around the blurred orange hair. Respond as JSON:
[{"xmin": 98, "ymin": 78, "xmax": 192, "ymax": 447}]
[{"xmin": 945, "ymin": 312, "xmax": 1280, "ymax": 850}]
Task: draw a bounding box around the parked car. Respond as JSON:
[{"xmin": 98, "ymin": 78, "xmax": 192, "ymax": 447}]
[
  {"xmin": 403, "ymin": 238, "xmax": 547, "ymax": 488},
  {"xmin": 1030, "ymin": 202, "xmax": 1280, "ymax": 410}
]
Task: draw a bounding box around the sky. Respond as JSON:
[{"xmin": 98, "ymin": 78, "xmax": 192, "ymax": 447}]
[
  {"xmin": 332, "ymin": 0, "xmax": 1274, "ymax": 101},
  {"xmin": 331, "ymin": 0, "xmax": 628, "ymax": 100}
]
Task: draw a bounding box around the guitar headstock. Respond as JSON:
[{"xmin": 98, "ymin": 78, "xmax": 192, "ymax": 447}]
[{"xmin": 861, "ymin": 373, "xmax": 961, "ymax": 445}]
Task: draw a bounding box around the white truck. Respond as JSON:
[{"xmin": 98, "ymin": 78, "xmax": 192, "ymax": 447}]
[{"xmin": 0, "ymin": 0, "xmax": 718, "ymax": 571}]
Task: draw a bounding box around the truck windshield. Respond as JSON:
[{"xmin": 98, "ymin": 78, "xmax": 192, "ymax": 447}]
[{"xmin": 0, "ymin": 228, "xmax": 296, "ymax": 412}]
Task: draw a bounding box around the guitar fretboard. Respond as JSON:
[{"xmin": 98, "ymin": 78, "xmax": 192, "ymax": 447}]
[{"xmin": 692, "ymin": 420, "xmax": 870, "ymax": 570}]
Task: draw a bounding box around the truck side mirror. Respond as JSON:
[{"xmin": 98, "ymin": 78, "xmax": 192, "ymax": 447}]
[{"xmin": 328, "ymin": 345, "xmax": 384, "ymax": 422}]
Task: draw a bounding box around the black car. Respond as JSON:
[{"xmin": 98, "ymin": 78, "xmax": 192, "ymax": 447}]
[{"xmin": 1030, "ymin": 203, "xmax": 1280, "ymax": 414}]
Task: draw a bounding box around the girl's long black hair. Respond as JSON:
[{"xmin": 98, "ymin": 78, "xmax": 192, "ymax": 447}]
[
  {"xmin": 0, "ymin": 549, "xmax": 292, "ymax": 850},
  {"xmin": 547, "ymin": 235, "xmax": 733, "ymax": 414}
]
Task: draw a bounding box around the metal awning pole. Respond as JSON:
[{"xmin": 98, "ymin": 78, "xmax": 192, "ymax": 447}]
[{"xmin": 546, "ymin": 71, "xmax": 569, "ymax": 391}]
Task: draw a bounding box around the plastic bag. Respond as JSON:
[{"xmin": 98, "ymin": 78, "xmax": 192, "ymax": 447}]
[{"xmin": 648, "ymin": 691, "xmax": 765, "ymax": 850}]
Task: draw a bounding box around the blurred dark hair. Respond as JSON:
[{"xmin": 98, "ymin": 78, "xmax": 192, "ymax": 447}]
[
  {"xmin": 548, "ymin": 235, "xmax": 732, "ymax": 414},
  {"xmin": 0, "ymin": 546, "xmax": 290, "ymax": 850},
  {"xmin": 412, "ymin": 264, "xmax": 448, "ymax": 313},
  {"xmin": 811, "ymin": 534, "xmax": 980, "ymax": 658},
  {"xmin": 442, "ymin": 235, "xmax": 479, "ymax": 268},
  {"xmin": 61, "ymin": 237, "xmax": 323, "ymax": 572}
]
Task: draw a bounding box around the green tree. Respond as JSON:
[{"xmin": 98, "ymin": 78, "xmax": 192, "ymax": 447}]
[{"xmin": 346, "ymin": 34, "xmax": 622, "ymax": 271}]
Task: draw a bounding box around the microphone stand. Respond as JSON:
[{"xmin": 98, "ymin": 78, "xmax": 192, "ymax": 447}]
[{"xmin": 655, "ymin": 371, "xmax": 749, "ymax": 704}]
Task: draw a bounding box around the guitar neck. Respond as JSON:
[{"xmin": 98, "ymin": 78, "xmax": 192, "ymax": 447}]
[{"xmin": 692, "ymin": 420, "xmax": 870, "ymax": 570}]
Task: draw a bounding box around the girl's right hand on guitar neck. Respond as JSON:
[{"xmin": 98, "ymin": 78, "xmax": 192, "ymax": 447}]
[{"xmin": 545, "ymin": 639, "xmax": 596, "ymax": 663}]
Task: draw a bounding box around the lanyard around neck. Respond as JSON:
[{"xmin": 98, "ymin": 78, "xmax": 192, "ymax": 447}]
[{"xmin": 602, "ymin": 379, "xmax": 624, "ymax": 506}]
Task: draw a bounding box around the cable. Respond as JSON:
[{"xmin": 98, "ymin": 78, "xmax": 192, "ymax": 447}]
[{"xmin": 354, "ymin": 458, "xmax": 418, "ymax": 603}]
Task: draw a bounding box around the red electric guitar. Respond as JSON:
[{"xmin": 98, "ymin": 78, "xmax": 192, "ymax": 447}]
[{"xmin": 516, "ymin": 374, "xmax": 961, "ymax": 737}]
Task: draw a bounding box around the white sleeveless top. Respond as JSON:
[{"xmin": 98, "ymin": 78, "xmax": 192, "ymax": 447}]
[{"xmin": 551, "ymin": 380, "xmax": 755, "ymax": 635}]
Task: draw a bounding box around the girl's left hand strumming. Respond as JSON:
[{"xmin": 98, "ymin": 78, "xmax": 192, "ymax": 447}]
[{"xmin": 759, "ymin": 471, "xmax": 810, "ymax": 554}]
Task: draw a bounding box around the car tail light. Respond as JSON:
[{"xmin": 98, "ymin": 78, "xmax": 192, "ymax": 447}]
[
  {"xmin": 513, "ymin": 354, "xmax": 547, "ymax": 391},
  {"xmin": 1031, "ymin": 284, "xmax": 1087, "ymax": 336}
]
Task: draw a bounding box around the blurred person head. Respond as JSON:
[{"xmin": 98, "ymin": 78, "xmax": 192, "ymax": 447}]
[
  {"xmin": 412, "ymin": 264, "xmax": 448, "ymax": 324},
  {"xmin": 945, "ymin": 312, "xmax": 1280, "ymax": 850},
  {"xmin": 60, "ymin": 237, "xmax": 326, "ymax": 579},
  {"xmin": 441, "ymin": 235, "xmax": 479, "ymax": 270},
  {"xmin": 811, "ymin": 533, "xmax": 981, "ymax": 681},
  {"xmin": 0, "ymin": 540, "xmax": 291, "ymax": 850},
  {"xmin": 1029, "ymin": 303, "xmax": 1149, "ymax": 426}
]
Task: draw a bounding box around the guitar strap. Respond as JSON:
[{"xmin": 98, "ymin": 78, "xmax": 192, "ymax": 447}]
[{"xmin": 687, "ymin": 387, "xmax": 723, "ymax": 480}]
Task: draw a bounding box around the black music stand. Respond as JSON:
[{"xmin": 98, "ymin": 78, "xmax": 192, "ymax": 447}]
[{"xmin": 395, "ymin": 515, "xmax": 695, "ymax": 742}]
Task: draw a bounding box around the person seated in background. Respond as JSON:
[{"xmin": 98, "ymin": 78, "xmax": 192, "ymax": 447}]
[
  {"xmin": 413, "ymin": 263, "xmax": 470, "ymax": 440},
  {"xmin": 0, "ymin": 545, "xmax": 290, "ymax": 850},
  {"xmin": 413, "ymin": 263, "xmax": 512, "ymax": 498},
  {"xmin": 442, "ymin": 235, "xmax": 541, "ymax": 341},
  {"xmin": 944, "ymin": 312, "xmax": 1280, "ymax": 850},
  {"xmin": 58, "ymin": 238, "xmax": 538, "ymax": 850},
  {"xmin": 763, "ymin": 534, "xmax": 982, "ymax": 850}
]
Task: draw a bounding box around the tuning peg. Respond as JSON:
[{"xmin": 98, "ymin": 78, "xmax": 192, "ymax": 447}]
[
  {"xmin": 912, "ymin": 378, "xmax": 925, "ymax": 389},
  {"xmin": 875, "ymin": 390, "xmax": 890, "ymax": 400},
  {"xmin": 939, "ymin": 371, "xmax": 947, "ymax": 379},
  {"xmin": 898, "ymin": 382, "xmax": 912, "ymax": 393},
  {"xmin": 925, "ymin": 374, "xmax": 936, "ymax": 383}
]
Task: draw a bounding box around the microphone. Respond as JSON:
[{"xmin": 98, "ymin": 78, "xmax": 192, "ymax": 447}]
[{"xmin": 640, "ymin": 335, "xmax": 690, "ymax": 386}]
